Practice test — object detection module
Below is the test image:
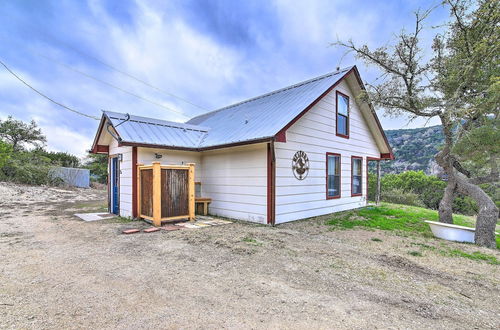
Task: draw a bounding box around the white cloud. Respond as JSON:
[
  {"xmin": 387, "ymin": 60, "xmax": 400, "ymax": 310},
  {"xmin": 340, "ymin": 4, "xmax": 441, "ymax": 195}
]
[{"xmin": 0, "ymin": 0, "xmax": 449, "ymax": 158}]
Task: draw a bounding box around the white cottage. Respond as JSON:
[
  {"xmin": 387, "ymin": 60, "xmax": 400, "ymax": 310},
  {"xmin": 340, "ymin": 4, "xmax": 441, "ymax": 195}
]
[{"xmin": 90, "ymin": 66, "xmax": 393, "ymax": 225}]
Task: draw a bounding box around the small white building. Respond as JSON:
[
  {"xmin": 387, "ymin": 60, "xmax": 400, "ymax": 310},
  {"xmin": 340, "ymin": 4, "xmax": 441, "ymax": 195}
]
[{"xmin": 90, "ymin": 66, "xmax": 393, "ymax": 225}]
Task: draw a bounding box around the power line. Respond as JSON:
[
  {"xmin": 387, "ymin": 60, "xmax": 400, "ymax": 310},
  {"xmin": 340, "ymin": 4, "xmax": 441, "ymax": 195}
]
[
  {"xmin": 30, "ymin": 28, "xmax": 209, "ymax": 112},
  {"xmin": 7, "ymin": 16, "xmax": 209, "ymax": 115},
  {"xmin": 0, "ymin": 59, "xmax": 100, "ymax": 120},
  {"xmin": 35, "ymin": 52, "xmax": 190, "ymax": 119},
  {"xmin": 63, "ymin": 44, "xmax": 210, "ymax": 112}
]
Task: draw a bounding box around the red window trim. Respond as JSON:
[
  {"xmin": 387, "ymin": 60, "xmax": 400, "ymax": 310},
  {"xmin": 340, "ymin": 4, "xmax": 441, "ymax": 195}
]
[
  {"xmin": 366, "ymin": 157, "xmax": 381, "ymax": 199},
  {"xmin": 335, "ymin": 90, "xmax": 350, "ymax": 139},
  {"xmin": 351, "ymin": 156, "xmax": 363, "ymax": 197},
  {"xmin": 326, "ymin": 152, "xmax": 341, "ymax": 200}
]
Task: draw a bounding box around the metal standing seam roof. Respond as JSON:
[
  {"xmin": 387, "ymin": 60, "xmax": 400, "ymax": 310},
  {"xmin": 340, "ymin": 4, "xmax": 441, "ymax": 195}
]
[
  {"xmin": 104, "ymin": 111, "xmax": 209, "ymax": 148},
  {"xmin": 102, "ymin": 67, "xmax": 354, "ymax": 149}
]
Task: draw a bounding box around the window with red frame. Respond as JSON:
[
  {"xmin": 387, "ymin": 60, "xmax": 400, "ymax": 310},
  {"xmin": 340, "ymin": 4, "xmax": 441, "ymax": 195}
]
[
  {"xmin": 351, "ymin": 157, "xmax": 362, "ymax": 196},
  {"xmin": 327, "ymin": 153, "xmax": 341, "ymax": 198},
  {"xmin": 336, "ymin": 91, "xmax": 349, "ymax": 138}
]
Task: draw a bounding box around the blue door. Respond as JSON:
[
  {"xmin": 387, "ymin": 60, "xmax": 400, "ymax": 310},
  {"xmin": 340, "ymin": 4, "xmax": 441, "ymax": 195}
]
[{"xmin": 111, "ymin": 157, "xmax": 119, "ymax": 214}]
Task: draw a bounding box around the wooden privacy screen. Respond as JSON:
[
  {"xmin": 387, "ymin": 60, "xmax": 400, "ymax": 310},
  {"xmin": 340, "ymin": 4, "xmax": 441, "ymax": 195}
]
[
  {"xmin": 140, "ymin": 169, "xmax": 154, "ymax": 218},
  {"xmin": 137, "ymin": 162, "xmax": 195, "ymax": 226},
  {"xmin": 161, "ymin": 168, "xmax": 189, "ymax": 218}
]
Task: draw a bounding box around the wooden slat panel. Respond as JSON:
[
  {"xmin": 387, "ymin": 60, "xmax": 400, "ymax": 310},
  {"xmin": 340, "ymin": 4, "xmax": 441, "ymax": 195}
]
[
  {"xmin": 140, "ymin": 169, "xmax": 153, "ymax": 217},
  {"xmin": 161, "ymin": 169, "xmax": 189, "ymax": 218}
]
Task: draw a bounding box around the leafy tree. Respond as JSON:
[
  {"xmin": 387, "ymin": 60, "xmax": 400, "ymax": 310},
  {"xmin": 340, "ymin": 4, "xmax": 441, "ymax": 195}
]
[
  {"xmin": 33, "ymin": 149, "xmax": 81, "ymax": 168},
  {"xmin": 0, "ymin": 116, "xmax": 46, "ymax": 151},
  {"xmin": 83, "ymin": 152, "xmax": 108, "ymax": 184},
  {"xmin": 453, "ymin": 117, "xmax": 499, "ymax": 184},
  {"xmin": 0, "ymin": 150, "xmax": 55, "ymax": 185},
  {"xmin": 0, "ymin": 140, "xmax": 13, "ymax": 168},
  {"xmin": 335, "ymin": 0, "xmax": 499, "ymax": 247}
]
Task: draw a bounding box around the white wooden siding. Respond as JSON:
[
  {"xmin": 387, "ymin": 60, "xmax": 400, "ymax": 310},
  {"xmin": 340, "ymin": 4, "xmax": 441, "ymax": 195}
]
[
  {"xmin": 200, "ymin": 144, "xmax": 267, "ymax": 224},
  {"xmin": 274, "ymin": 80, "xmax": 381, "ymax": 224},
  {"xmin": 137, "ymin": 148, "xmax": 202, "ymax": 181},
  {"xmin": 108, "ymin": 139, "xmax": 133, "ymax": 217}
]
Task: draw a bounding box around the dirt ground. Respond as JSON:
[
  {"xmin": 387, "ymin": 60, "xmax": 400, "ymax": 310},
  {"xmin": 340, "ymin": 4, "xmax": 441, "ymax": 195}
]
[{"xmin": 0, "ymin": 183, "xmax": 498, "ymax": 329}]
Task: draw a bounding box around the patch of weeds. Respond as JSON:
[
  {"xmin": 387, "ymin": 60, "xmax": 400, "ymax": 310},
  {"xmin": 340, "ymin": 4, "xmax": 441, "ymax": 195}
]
[
  {"xmin": 441, "ymin": 249, "xmax": 500, "ymax": 265},
  {"xmin": 73, "ymin": 201, "xmax": 107, "ymax": 211},
  {"xmin": 408, "ymin": 251, "xmax": 423, "ymax": 257},
  {"xmin": 411, "ymin": 242, "xmax": 436, "ymax": 250},
  {"xmin": 107, "ymin": 216, "xmax": 134, "ymax": 223},
  {"xmin": 371, "ymin": 237, "xmax": 383, "ymax": 242},
  {"xmin": 242, "ymin": 236, "xmax": 263, "ymax": 246}
]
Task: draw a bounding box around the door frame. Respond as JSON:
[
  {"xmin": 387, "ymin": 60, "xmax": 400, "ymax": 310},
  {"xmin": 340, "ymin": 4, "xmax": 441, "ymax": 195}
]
[{"xmin": 109, "ymin": 155, "xmax": 120, "ymax": 215}]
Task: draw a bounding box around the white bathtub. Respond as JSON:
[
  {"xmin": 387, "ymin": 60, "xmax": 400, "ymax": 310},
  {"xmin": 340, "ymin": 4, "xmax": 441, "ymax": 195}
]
[{"xmin": 424, "ymin": 220, "xmax": 476, "ymax": 243}]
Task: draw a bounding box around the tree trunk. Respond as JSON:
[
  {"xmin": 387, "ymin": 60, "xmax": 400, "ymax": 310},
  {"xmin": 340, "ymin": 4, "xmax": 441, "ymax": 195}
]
[
  {"xmin": 435, "ymin": 117, "xmax": 498, "ymax": 248},
  {"xmin": 454, "ymin": 174, "xmax": 499, "ymax": 248},
  {"xmin": 436, "ymin": 118, "xmax": 456, "ymax": 225},
  {"xmin": 438, "ymin": 180, "xmax": 455, "ymax": 224}
]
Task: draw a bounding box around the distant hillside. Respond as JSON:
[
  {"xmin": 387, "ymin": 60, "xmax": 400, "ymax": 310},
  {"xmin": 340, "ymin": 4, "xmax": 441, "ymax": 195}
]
[{"xmin": 381, "ymin": 125, "xmax": 444, "ymax": 175}]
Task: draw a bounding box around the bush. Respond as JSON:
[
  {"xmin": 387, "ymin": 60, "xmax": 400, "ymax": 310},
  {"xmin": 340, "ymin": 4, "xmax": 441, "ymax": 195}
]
[
  {"xmin": 381, "ymin": 188, "xmax": 425, "ymax": 207},
  {"xmin": 452, "ymin": 195, "xmax": 478, "ymax": 215},
  {"xmin": 0, "ymin": 151, "xmax": 60, "ymax": 185},
  {"xmin": 368, "ymin": 170, "xmax": 496, "ymax": 216},
  {"xmin": 0, "ymin": 140, "xmax": 13, "ymax": 168},
  {"xmin": 33, "ymin": 149, "xmax": 81, "ymax": 167}
]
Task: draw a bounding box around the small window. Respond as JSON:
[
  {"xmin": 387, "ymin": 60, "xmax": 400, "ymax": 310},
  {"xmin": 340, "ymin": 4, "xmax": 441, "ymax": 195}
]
[
  {"xmin": 195, "ymin": 182, "xmax": 202, "ymax": 198},
  {"xmin": 336, "ymin": 91, "xmax": 349, "ymax": 138},
  {"xmin": 351, "ymin": 157, "xmax": 362, "ymax": 196},
  {"xmin": 326, "ymin": 153, "xmax": 341, "ymax": 199}
]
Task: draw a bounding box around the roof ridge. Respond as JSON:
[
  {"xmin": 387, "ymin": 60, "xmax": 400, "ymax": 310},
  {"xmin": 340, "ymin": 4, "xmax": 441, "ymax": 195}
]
[{"xmin": 187, "ymin": 66, "xmax": 353, "ymax": 123}]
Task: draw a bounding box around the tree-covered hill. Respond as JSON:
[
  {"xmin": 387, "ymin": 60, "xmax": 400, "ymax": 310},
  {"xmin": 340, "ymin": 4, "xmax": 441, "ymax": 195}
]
[{"xmin": 381, "ymin": 125, "xmax": 444, "ymax": 175}]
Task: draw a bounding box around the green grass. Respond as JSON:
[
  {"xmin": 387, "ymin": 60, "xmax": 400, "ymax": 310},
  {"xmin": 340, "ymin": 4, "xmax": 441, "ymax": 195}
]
[
  {"xmin": 442, "ymin": 249, "xmax": 500, "ymax": 265},
  {"xmin": 242, "ymin": 236, "xmax": 263, "ymax": 246},
  {"xmin": 326, "ymin": 203, "xmax": 500, "ymax": 263},
  {"xmin": 327, "ymin": 203, "xmax": 499, "ymax": 249},
  {"xmin": 408, "ymin": 251, "xmax": 423, "ymax": 257}
]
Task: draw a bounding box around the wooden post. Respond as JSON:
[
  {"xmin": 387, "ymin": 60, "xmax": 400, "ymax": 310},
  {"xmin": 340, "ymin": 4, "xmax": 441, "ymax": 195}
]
[
  {"xmin": 152, "ymin": 162, "xmax": 162, "ymax": 226},
  {"xmin": 136, "ymin": 163, "xmax": 143, "ymax": 218},
  {"xmin": 187, "ymin": 163, "xmax": 195, "ymax": 221},
  {"xmin": 376, "ymin": 160, "xmax": 381, "ymax": 205}
]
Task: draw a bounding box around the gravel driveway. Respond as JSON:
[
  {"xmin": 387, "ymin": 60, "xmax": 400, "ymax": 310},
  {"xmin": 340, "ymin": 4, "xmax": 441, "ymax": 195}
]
[{"xmin": 0, "ymin": 183, "xmax": 498, "ymax": 329}]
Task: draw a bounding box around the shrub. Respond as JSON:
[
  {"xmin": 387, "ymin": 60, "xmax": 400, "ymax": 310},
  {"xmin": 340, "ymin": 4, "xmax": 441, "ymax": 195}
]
[
  {"xmin": 0, "ymin": 140, "xmax": 13, "ymax": 168},
  {"xmin": 0, "ymin": 150, "xmax": 60, "ymax": 185},
  {"xmin": 368, "ymin": 170, "xmax": 496, "ymax": 216},
  {"xmin": 381, "ymin": 188, "xmax": 425, "ymax": 207}
]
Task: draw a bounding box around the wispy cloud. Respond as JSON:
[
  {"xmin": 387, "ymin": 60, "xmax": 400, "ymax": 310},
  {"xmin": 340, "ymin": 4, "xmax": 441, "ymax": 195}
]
[{"xmin": 0, "ymin": 0, "xmax": 446, "ymax": 157}]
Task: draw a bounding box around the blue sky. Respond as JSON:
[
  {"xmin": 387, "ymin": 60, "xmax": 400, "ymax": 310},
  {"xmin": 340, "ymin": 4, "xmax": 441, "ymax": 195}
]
[{"xmin": 0, "ymin": 0, "xmax": 447, "ymax": 157}]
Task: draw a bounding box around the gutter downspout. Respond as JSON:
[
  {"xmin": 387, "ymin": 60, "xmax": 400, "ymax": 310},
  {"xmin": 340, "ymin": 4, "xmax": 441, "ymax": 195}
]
[{"xmin": 267, "ymin": 138, "xmax": 276, "ymax": 226}]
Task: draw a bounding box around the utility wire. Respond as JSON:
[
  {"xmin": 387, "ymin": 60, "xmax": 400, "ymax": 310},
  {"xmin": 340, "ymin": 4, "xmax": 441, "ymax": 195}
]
[
  {"xmin": 33, "ymin": 29, "xmax": 209, "ymax": 112},
  {"xmin": 0, "ymin": 59, "xmax": 100, "ymax": 120},
  {"xmin": 5, "ymin": 16, "xmax": 209, "ymax": 114},
  {"xmin": 64, "ymin": 45, "xmax": 209, "ymax": 111},
  {"xmin": 35, "ymin": 52, "xmax": 190, "ymax": 119}
]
